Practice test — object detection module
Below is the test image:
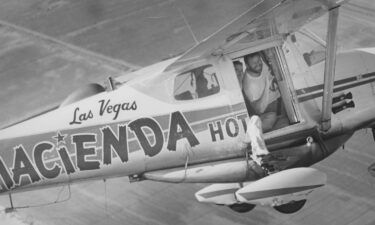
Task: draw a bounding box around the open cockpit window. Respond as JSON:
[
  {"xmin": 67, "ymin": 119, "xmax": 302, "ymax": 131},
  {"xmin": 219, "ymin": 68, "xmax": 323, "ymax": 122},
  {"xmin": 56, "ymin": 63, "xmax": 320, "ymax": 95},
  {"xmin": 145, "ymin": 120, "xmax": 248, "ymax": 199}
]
[
  {"xmin": 174, "ymin": 65, "xmax": 220, "ymax": 101},
  {"xmin": 232, "ymin": 47, "xmax": 299, "ymax": 133}
]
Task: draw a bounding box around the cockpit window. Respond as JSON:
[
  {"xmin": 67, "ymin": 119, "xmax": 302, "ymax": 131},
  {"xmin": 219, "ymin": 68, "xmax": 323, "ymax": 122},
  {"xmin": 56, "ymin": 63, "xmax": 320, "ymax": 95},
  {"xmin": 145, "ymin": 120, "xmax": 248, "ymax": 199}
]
[{"xmin": 174, "ymin": 65, "xmax": 220, "ymax": 100}]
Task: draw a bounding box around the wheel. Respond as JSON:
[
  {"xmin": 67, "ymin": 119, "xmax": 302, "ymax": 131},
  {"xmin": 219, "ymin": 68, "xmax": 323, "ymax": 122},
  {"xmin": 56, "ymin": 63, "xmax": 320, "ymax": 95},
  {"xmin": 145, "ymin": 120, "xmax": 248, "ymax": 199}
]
[
  {"xmin": 228, "ymin": 203, "xmax": 256, "ymax": 213},
  {"xmin": 273, "ymin": 199, "xmax": 307, "ymax": 214}
]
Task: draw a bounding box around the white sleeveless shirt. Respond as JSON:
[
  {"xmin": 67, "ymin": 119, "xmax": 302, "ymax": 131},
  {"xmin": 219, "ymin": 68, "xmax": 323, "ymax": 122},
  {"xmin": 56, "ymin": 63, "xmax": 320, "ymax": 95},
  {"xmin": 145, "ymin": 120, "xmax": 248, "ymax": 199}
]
[{"xmin": 242, "ymin": 61, "xmax": 280, "ymax": 114}]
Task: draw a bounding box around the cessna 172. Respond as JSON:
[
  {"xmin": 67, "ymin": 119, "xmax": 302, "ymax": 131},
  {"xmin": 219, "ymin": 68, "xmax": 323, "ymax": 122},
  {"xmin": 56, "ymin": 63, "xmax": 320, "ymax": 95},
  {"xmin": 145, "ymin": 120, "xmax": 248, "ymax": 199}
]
[{"xmin": 0, "ymin": 0, "xmax": 374, "ymax": 214}]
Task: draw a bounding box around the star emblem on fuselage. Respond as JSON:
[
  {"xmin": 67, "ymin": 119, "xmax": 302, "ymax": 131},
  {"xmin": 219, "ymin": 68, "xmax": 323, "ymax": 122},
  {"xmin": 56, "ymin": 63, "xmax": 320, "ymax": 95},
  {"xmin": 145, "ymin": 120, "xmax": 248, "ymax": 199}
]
[{"xmin": 53, "ymin": 132, "xmax": 66, "ymax": 145}]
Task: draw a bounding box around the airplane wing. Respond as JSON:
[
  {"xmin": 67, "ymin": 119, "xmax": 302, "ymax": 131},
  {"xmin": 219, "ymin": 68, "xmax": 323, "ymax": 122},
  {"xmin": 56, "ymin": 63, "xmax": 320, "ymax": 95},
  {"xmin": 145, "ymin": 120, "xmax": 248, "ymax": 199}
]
[{"xmin": 168, "ymin": 0, "xmax": 349, "ymax": 69}]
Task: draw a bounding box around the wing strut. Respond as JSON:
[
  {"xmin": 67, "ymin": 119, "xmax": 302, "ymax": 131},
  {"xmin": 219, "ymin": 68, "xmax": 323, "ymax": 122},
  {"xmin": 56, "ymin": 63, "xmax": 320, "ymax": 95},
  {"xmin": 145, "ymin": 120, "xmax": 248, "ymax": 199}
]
[{"xmin": 321, "ymin": 6, "xmax": 340, "ymax": 131}]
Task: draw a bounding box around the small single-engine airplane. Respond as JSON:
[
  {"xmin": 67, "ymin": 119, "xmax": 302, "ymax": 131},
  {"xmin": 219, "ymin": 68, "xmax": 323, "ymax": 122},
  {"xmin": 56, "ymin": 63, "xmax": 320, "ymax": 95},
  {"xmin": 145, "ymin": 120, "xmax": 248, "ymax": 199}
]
[{"xmin": 0, "ymin": 0, "xmax": 374, "ymax": 214}]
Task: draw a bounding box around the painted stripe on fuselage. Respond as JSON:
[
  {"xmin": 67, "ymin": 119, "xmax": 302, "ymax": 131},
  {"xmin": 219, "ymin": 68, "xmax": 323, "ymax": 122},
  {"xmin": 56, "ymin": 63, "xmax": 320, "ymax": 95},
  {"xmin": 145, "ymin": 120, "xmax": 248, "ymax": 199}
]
[{"xmin": 296, "ymin": 72, "xmax": 375, "ymax": 102}]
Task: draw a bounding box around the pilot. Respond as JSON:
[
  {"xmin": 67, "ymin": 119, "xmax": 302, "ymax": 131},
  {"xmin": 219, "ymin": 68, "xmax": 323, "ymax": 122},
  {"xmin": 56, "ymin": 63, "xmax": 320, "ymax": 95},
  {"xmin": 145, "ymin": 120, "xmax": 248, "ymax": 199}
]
[
  {"xmin": 196, "ymin": 74, "xmax": 215, "ymax": 98},
  {"xmin": 233, "ymin": 61, "xmax": 244, "ymax": 88},
  {"xmin": 242, "ymin": 52, "xmax": 280, "ymax": 132}
]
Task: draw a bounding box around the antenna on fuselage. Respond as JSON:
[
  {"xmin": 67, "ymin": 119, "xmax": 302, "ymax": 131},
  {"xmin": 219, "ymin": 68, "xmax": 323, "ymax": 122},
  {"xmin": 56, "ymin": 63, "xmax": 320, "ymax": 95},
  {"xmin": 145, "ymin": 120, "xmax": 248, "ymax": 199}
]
[
  {"xmin": 5, "ymin": 193, "xmax": 15, "ymax": 213},
  {"xmin": 106, "ymin": 76, "xmax": 116, "ymax": 91}
]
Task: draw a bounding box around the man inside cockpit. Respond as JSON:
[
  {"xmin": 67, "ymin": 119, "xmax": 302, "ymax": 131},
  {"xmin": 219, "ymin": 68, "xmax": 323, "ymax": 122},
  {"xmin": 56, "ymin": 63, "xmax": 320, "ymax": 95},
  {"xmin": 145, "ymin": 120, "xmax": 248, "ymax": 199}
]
[{"xmin": 242, "ymin": 52, "xmax": 281, "ymax": 132}]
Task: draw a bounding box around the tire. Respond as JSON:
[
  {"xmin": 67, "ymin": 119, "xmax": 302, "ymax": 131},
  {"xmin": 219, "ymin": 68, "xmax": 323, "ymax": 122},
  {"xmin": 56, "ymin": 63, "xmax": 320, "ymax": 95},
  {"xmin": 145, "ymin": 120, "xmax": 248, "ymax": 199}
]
[
  {"xmin": 273, "ymin": 199, "xmax": 307, "ymax": 214},
  {"xmin": 228, "ymin": 203, "xmax": 256, "ymax": 213}
]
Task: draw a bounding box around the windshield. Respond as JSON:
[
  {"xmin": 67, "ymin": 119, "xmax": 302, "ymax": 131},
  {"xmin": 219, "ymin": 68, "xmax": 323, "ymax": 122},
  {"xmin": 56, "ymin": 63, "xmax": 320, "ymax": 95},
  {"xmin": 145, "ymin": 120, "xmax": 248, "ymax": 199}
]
[{"xmin": 174, "ymin": 65, "xmax": 220, "ymax": 101}]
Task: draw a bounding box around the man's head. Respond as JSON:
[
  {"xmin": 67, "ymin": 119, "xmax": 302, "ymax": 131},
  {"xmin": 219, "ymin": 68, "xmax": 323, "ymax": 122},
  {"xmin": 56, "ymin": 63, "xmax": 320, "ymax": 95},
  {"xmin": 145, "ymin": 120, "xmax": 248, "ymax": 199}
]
[
  {"xmin": 244, "ymin": 52, "xmax": 263, "ymax": 74},
  {"xmin": 233, "ymin": 61, "xmax": 244, "ymax": 80}
]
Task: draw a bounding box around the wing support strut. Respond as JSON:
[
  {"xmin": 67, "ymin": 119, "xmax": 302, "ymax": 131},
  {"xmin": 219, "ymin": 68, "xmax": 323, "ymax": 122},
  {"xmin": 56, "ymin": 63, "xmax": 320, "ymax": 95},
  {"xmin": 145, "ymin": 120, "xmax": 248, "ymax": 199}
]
[{"xmin": 321, "ymin": 6, "xmax": 340, "ymax": 131}]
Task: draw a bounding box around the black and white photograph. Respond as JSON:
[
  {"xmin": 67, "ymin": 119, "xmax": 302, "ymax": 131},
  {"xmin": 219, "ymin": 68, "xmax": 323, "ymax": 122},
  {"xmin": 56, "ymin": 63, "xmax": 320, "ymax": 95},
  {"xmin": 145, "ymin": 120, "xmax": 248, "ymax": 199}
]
[{"xmin": 0, "ymin": 0, "xmax": 374, "ymax": 224}]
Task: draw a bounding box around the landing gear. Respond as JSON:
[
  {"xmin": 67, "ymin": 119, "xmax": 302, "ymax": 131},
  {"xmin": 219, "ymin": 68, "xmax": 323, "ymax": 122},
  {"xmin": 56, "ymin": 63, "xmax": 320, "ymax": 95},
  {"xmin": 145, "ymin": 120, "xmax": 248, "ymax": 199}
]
[
  {"xmin": 228, "ymin": 203, "xmax": 256, "ymax": 213},
  {"xmin": 228, "ymin": 200, "xmax": 307, "ymax": 214},
  {"xmin": 273, "ymin": 199, "xmax": 307, "ymax": 214}
]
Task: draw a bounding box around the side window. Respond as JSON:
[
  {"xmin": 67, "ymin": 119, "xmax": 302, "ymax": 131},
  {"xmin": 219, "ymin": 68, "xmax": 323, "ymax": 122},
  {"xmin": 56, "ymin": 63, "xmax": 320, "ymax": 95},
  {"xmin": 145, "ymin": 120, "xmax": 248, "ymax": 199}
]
[{"xmin": 174, "ymin": 65, "xmax": 220, "ymax": 100}]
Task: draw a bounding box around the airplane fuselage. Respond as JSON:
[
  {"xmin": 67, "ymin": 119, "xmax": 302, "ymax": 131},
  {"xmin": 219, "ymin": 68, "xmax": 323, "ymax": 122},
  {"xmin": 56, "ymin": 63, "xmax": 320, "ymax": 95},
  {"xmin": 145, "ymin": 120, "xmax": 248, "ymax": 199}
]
[{"xmin": 0, "ymin": 40, "xmax": 375, "ymax": 196}]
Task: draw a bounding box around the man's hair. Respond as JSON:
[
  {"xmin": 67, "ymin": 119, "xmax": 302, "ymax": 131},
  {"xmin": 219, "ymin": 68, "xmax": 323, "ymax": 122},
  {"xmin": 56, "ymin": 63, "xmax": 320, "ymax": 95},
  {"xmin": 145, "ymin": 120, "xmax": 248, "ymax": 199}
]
[
  {"xmin": 233, "ymin": 61, "xmax": 243, "ymax": 67},
  {"xmin": 243, "ymin": 52, "xmax": 261, "ymax": 66}
]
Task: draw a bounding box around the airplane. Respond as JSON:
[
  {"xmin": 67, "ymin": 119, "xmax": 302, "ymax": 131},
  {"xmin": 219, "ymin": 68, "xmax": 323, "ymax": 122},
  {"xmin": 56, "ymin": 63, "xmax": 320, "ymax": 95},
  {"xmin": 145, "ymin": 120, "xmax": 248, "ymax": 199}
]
[{"xmin": 0, "ymin": 0, "xmax": 374, "ymax": 215}]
